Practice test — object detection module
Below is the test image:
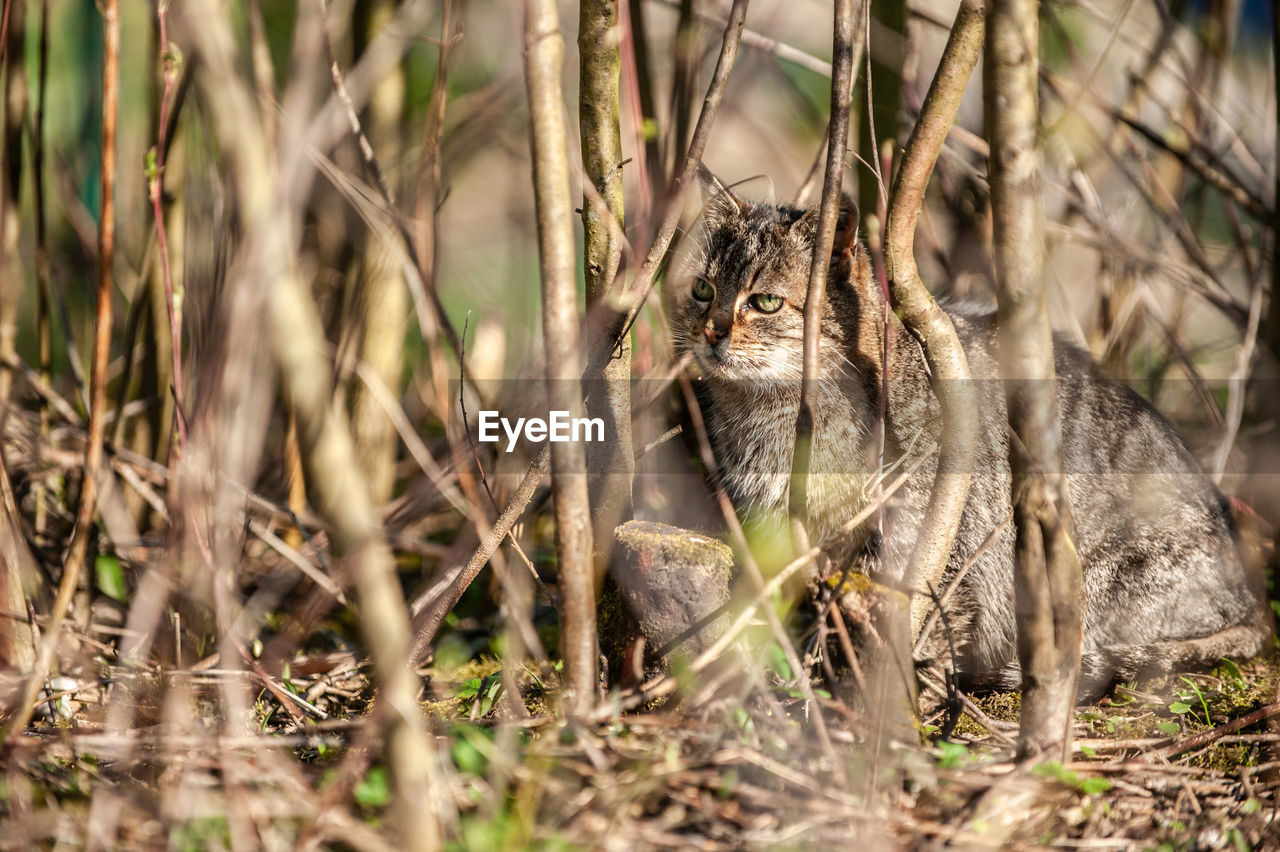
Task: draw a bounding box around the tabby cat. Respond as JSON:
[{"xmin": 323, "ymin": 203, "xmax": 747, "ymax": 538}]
[{"xmin": 664, "ymin": 169, "xmax": 1271, "ymax": 694}]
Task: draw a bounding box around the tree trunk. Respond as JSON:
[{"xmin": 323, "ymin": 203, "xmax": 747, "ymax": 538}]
[
  {"xmin": 579, "ymin": 0, "xmax": 633, "ymax": 579},
  {"xmin": 986, "ymin": 0, "xmax": 1084, "ymax": 759}
]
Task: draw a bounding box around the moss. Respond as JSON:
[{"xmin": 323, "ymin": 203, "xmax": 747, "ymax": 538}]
[
  {"xmin": 614, "ymin": 521, "xmax": 733, "ymax": 570},
  {"xmin": 974, "ymin": 691, "xmax": 1022, "ymax": 723}
]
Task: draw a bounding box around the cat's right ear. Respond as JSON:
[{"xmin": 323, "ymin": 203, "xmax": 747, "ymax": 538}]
[
  {"xmin": 795, "ymin": 192, "xmax": 860, "ymax": 257},
  {"xmin": 691, "ymin": 164, "xmax": 749, "ymax": 225}
]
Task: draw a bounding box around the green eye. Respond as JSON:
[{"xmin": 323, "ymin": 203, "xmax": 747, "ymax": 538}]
[
  {"xmin": 692, "ymin": 278, "xmax": 715, "ymax": 301},
  {"xmin": 749, "ymin": 293, "xmax": 784, "ymax": 313}
]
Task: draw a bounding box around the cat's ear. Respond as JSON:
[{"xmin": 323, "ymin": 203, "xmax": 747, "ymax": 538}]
[
  {"xmin": 795, "ymin": 193, "xmax": 860, "ymax": 256},
  {"xmin": 692, "ymin": 163, "xmax": 749, "ymax": 225}
]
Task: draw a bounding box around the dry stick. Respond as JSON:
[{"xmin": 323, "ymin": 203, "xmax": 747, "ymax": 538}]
[
  {"xmin": 245, "ymin": 0, "xmax": 277, "ymax": 143},
  {"xmin": 789, "ymin": 0, "xmax": 855, "ymax": 534},
  {"xmin": 0, "ymin": 0, "xmax": 10, "ymax": 72},
  {"xmin": 678, "ymin": 375, "xmax": 846, "ymax": 786},
  {"xmin": 620, "ymin": 0, "xmax": 657, "ymax": 239},
  {"xmin": 410, "ymin": 447, "xmax": 550, "ymax": 662},
  {"xmin": 31, "ymin": 0, "xmax": 51, "ymax": 538},
  {"xmin": 648, "ymin": 0, "xmax": 832, "ymax": 78},
  {"xmin": 1273, "ymin": 5, "xmax": 1280, "ymax": 362},
  {"xmin": 613, "ymin": 0, "xmax": 749, "ymax": 346},
  {"xmin": 1150, "ymin": 703, "xmax": 1280, "ymax": 763},
  {"xmin": 0, "ymin": 0, "xmax": 31, "ymax": 677},
  {"xmin": 4, "ymin": 0, "xmax": 118, "ymax": 743},
  {"xmin": 881, "ymin": 0, "xmax": 984, "ymax": 643},
  {"xmin": 178, "ymin": 3, "xmax": 441, "ymax": 849},
  {"xmin": 986, "ymin": 0, "xmax": 1082, "ymax": 760},
  {"xmin": 580, "ymin": 0, "xmax": 633, "ymax": 572},
  {"xmin": 523, "ymin": 0, "xmax": 596, "ymax": 714},
  {"xmin": 149, "ymin": 1, "xmax": 187, "ymax": 454},
  {"xmin": 0, "ymin": 0, "xmax": 23, "ymax": 409},
  {"xmin": 1209, "ymin": 201, "xmax": 1264, "ymax": 481}
]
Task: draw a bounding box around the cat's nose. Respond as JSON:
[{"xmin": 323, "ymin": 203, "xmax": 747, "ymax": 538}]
[{"xmin": 704, "ymin": 318, "xmax": 729, "ymax": 345}]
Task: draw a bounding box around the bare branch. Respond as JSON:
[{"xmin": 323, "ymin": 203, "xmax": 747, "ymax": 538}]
[
  {"xmin": 580, "ymin": 0, "xmax": 634, "ymax": 566},
  {"xmin": 5, "ymin": 0, "xmax": 118, "ymax": 742},
  {"xmin": 880, "ymin": 0, "xmax": 984, "ymax": 641},
  {"xmin": 986, "ymin": 0, "xmax": 1083, "ymax": 760},
  {"xmin": 523, "ymin": 0, "xmax": 597, "ymax": 714},
  {"xmin": 790, "ymin": 0, "xmax": 856, "ymax": 534}
]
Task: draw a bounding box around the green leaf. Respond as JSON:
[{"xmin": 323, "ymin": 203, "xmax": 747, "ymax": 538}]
[
  {"xmin": 936, "ymin": 740, "xmax": 969, "ymax": 769},
  {"xmin": 765, "ymin": 643, "xmax": 792, "ymax": 681},
  {"xmin": 95, "ymin": 555, "xmax": 128, "ymax": 602},
  {"xmin": 1157, "ymin": 721, "xmax": 1181, "ymax": 735},
  {"xmin": 1078, "ymin": 776, "xmax": 1112, "ymax": 796},
  {"xmin": 451, "ymin": 737, "xmax": 487, "ymax": 775},
  {"xmin": 1078, "ymin": 745, "xmax": 1097, "ymax": 758},
  {"xmin": 353, "ymin": 767, "xmax": 391, "ymax": 809},
  {"xmin": 1216, "ymin": 657, "xmax": 1245, "ymax": 688},
  {"xmin": 1168, "ymin": 701, "xmax": 1192, "ymax": 714}
]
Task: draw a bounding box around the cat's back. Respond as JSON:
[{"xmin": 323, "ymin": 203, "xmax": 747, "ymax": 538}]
[{"xmin": 929, "ymin": 304, "xmax": 1268, "ymax": 687}]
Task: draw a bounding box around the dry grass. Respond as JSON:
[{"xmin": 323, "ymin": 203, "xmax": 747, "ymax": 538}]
[{"xmin": 0, "ymin": 0, "xmax": 1277, "ymax": 848}]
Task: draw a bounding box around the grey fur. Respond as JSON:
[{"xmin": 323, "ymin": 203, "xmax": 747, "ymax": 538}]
[{"xmin": 665, "ymin": 172, "xmax": 1272, "ymax": 696}]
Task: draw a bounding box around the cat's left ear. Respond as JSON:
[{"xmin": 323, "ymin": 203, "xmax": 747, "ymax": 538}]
[{"xmin": 795, "ymin": 193, "xmax": 860, "ymax": 257}]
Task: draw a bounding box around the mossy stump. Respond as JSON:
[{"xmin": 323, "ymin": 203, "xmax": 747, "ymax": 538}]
[{"xmin": 602, "ymin": 521, "xmax": 734, "ymax": 679}]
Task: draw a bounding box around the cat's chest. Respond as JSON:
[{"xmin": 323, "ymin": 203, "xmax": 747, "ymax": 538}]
[{"xmin": 702, "ymin": 385, "xmax": 871, "ymax": 514}]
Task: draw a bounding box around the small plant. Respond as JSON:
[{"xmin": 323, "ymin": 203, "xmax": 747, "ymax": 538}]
[
  {"xmin": 1031, "ymin": 760, "xmax": 1112, "ymax": 797},
  {"xmin": 455, "ymin": 673, "xmax": 503, "ymax": 719},
  {"xmin": 934, "ymin": 740, "xmax": 970, "ymax": 770},
  {"xmin": 1169, "ymin": 676, "xmax": 1212, "ymax": 726}
]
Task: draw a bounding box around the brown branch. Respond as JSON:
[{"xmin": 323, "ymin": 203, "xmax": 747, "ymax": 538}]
[
  {"xmin": 410, "ymin": 446, "xmax": 550, "ymax": 662},
  {"xmin": 1150, "ymin": 702, "xmax": 1280, "ymax": 762},
  {"xmin": 880, "ymin": 0, "xmax": 984, "ymax": 642},
  {"xmin": 986, "ymin": 0, "xmax": 1082, "ymax": 760},
  {"xmin": 580, "ymin": 0, "xmax": 633, "ymax": 573},
  {"xmin": 149, "ymin": 1, "xmax": 187, "ymax": 454},
  {"xmin": 5, "ymin": 0, "xmax": 119, "ymax": 742},
  {"xmin": 614, "ymin": 0, "xmax": 749, "ymax": 346},
  {"xmin": 524, "ymin": 0, "xmax": 597, "ymax": 714},
  {"xmin": 789, "ymin": 0, "xmax": 855, "ymax": 533},
  {"xmin": 0, "ymin": 0, "xmax": 23, "ymax": 409}
]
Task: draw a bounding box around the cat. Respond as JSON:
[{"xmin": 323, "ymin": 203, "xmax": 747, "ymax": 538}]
[{"xmin": 664, "ymin": 168, "xmax": 1272, "ymax": 695}]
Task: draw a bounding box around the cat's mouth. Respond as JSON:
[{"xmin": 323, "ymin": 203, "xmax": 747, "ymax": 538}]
[
  {"xmin": 694, "ymin": 340, "xmax": 798, "ymax": 383},
  {"xmin": 694, "ymin": 340, "xmax": 733, "ymax": 376}
]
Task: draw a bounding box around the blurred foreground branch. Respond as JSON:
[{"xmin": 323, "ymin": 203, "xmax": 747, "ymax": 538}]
[{"xmin": 180, "ymin": 2, "xmax": 441, "ymax": 847}]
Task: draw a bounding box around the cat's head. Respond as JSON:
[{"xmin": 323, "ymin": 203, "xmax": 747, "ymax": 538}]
[{"xmin": 666, "ymin": 167, "xmax": 871, "ymax": 385}]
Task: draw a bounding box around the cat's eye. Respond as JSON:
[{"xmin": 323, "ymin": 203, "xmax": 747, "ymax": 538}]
[
  {"xmin": 692, "ymin": 278, "xmax": 715, "ymax": 302},
  {"xmin": 749, "ymin": 293, "xmax": 784, "ymax": 314}
]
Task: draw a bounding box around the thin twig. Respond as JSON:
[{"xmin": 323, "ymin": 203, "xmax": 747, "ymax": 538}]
[
  {"xmin": 789, "ymin": 0, "xmax": 855, "ymax": 537},
  {"xmin": 149, "ymin": 1, "xmax": 187, "ymax": 456},
  {"xmin": 5, "ymin": 0, "xmax": 119, "ymax": 743}
]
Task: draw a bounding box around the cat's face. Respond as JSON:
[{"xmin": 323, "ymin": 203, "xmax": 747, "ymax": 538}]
[{"xmin": 666, "ymin": 171, "xmax": 863, "ymax": 385}]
